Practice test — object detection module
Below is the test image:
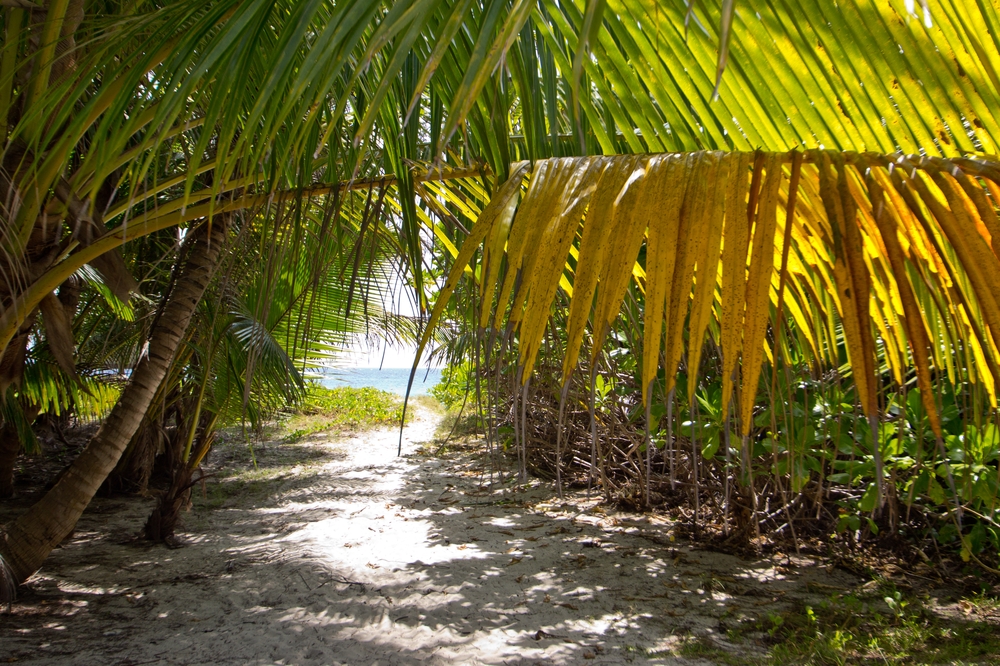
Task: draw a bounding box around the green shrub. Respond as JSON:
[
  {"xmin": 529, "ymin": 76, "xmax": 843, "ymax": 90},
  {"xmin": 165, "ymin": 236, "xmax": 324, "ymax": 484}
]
[{"xmin": 430, "ymin": 362, "xmax": 475, "ymax": 410}]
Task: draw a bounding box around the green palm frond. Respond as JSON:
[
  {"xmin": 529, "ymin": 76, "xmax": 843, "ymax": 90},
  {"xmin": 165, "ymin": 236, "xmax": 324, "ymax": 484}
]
[
  {"xmin": 384, "ymin": 1, "xmax": 1000, "ymax": 521},
  {"xmin": 530, "ymin": 0, "xmax": 1000, "ymax": 156},
  {"xmin": 0, "ymin": 0, "xmax": 532, "ymax": 362}
]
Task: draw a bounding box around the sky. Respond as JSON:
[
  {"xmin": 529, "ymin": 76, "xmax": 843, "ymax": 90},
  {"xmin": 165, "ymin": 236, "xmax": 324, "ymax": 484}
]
[
  {"xmin": 337, "ymin": 269, "xmax": 442, "ymax": 369},
  {"xmin": 338, "ymin": 337, "xmax": 437, "ymax": 369}
]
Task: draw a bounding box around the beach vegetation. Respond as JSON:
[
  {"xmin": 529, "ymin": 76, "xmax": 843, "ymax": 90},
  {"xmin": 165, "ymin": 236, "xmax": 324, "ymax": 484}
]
[{"xmin": 1, "ymin": 5, "xmax": 1000, "ymax": 649}]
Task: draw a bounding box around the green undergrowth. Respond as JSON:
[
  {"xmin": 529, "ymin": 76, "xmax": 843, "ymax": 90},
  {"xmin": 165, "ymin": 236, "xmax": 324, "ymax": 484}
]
[
  {"xmin": 281, "ymin": 384, "xmax": 405, "ymax": 442},
  {"xmin": 679, "ymin": 582, "xmax": 1000, "ymax": 665},
  {"xmin": 429, "ymin": 363, "xmax": 486, "ymax": 444},
  {"xmin": 429, "ymin": 361, "xmax": 473, "ymax": 411}
]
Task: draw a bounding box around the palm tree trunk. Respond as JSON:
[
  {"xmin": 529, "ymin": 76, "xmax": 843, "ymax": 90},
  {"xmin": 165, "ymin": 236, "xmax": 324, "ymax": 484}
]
[
  {"xmin": 0, "ymin": 427, "xmax": 19, "ymax": 498},
  {"xmin": 0, "ymin": 321, "xmax": 40, "ymax": 499},
  {"xmin": 0, "ymin": 218, "xmax": 227, "ymax": 584}
]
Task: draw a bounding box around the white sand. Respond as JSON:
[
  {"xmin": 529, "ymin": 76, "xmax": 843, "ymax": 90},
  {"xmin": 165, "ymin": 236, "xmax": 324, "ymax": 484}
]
[{"xmin": 1, "ymin": 408, "xmax": 858, "ymax": 664}]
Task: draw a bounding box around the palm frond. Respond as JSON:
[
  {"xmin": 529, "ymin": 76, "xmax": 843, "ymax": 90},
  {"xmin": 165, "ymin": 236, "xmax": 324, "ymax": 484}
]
[
  {"xmin": 420, "ymin": 151, "xmax": 1000, "ymax": 457},
  {"xmin": 536, "ymin": 0, "xmax": 1000, "ymax": 156}
]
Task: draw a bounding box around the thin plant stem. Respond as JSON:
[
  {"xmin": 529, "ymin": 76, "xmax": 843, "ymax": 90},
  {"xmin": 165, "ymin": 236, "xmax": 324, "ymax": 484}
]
[{"xmin": 668, "ymin": 387, "xmax": 676, "ymax": 490}]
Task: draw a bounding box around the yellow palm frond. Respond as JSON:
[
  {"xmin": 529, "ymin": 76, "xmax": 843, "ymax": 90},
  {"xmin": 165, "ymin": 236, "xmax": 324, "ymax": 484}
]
[{"xmin": 423, "ymin": 150, "xmax": 1000, "ymax": 446}]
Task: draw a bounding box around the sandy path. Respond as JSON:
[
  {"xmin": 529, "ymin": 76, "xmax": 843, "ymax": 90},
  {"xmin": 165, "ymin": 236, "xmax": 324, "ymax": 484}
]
[{"xmin": 1, "ymin": 408, "xmax": 858, "ymax": 665}]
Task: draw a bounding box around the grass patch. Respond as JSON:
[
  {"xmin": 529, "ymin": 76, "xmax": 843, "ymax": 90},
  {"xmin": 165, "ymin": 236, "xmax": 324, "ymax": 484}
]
[
  {"xmin": 681, "ymin": 583, "xmax": 1000, "ymax": 665},
  {"xmin": 408, "ymin": 393, "xmax": 443, "ymax": 414},
  {"xmin": 281, "ymin": 384, "xmax": 405, "ymax": 441}
]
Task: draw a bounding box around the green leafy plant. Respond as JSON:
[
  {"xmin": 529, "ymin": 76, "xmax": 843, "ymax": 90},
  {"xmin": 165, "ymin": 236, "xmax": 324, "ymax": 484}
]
[
  {"xmin": 284, "ymin": 384, "xmax": 405, "ymax": 440},
  {"xmin": 431, "ymin": 362, "xmax": 475, "ymax": 411}
]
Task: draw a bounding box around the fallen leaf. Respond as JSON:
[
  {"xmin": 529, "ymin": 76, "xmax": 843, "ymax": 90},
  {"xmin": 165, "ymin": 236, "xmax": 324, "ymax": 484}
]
[{"xmin": 508, "ymin": 557, "xmax": 523, "ymax": 566}]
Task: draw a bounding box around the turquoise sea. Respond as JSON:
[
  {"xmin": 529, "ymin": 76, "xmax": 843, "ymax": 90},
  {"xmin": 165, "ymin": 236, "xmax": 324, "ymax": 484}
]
[{"xmin": 318, "ymin": 367, "xmax": 442, "ymax": 396}]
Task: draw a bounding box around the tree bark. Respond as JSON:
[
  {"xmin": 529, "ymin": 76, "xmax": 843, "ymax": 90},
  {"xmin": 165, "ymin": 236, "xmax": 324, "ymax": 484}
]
[
  {"xmin": 144, "ymin": 413, "xmax": 214, "ymax": 542},
  {"xmin": 0, "ymin": 218, "xmax": 227, "ymax": 584},
  {"xmin": 107, "ymin": 418, "xmax": 167, "ymax": 495},
  {"xmin": 0, "ymin": 427, "xmax": 19, "ymax": 498},
  {"xmin": 0, "ymin": 323, "xmax": 40, "ymax": 499}
]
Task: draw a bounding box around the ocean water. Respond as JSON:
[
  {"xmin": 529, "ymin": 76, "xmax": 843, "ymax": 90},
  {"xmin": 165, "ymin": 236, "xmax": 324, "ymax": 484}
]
[{"xmin": 318, "ymin": 367, "xmax": 442, "ymax": 396}]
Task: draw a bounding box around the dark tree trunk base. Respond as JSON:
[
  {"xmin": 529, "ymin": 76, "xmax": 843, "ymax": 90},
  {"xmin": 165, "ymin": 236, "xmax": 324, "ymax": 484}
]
[
  {"xmin": 108, "ymin": 422, "xmax": 172, "ymax": 495},
  {"xmin": 0, "ymin": 428, "xmax": 20, "ymax": 499},
  {"xmin": 143, "ymin": 466, "xmax": 193, "ymax": 543}
]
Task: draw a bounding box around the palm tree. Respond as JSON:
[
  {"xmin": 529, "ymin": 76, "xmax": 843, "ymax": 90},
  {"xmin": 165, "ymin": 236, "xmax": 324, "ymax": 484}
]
[
  {"xmin": 136, "ymin": 186, "xmax": 413, "ymax": 541},
  {"xmin": 0, "ymin": 0, "xmax": 530, "ymax": 586},
  {"xmin": 2, "ymin": 0, "xmax": 1000, "ymax": 589},
  {"xmin": 2, "ymin": 215, "xmax": 227, "ymax": 581}
]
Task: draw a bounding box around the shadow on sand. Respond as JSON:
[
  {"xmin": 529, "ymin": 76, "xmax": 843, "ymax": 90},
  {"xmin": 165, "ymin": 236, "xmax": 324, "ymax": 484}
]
[{"xmin": 2, "ymin": 414, "xmax": 863, "ymax": 665}]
